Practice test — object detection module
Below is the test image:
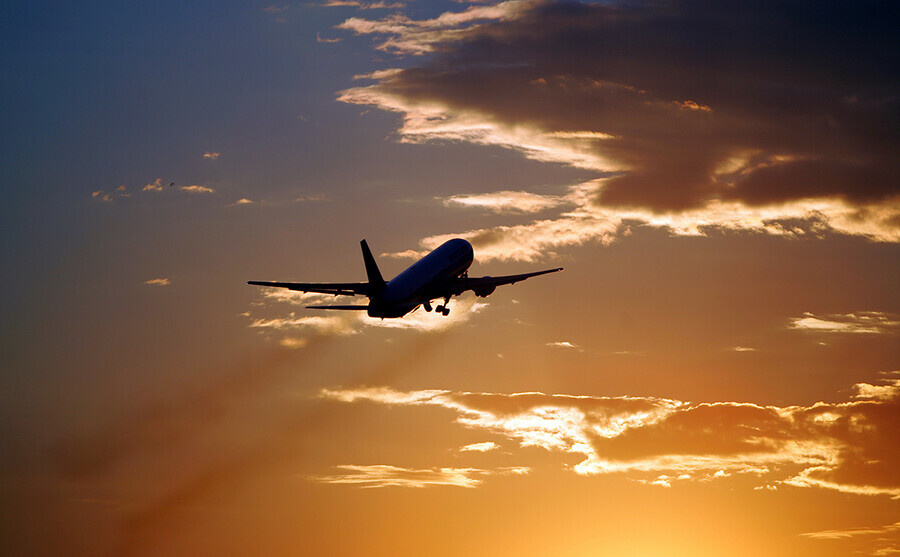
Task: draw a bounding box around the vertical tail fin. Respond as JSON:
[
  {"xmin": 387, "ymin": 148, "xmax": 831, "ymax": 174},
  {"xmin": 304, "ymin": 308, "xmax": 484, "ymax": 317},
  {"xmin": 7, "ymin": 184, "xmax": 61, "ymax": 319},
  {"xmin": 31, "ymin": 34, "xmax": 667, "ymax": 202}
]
[{"xmin": 360, "ymin": 239, "xmax": 386, "ymax": 291}]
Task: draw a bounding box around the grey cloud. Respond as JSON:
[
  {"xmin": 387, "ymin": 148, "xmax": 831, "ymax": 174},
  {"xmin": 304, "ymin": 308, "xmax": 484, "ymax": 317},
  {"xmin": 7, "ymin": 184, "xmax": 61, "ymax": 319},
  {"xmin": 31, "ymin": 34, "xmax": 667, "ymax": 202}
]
[{"xmin": 341, "ymin": 0, "xmax": 899, "ymax": 211}]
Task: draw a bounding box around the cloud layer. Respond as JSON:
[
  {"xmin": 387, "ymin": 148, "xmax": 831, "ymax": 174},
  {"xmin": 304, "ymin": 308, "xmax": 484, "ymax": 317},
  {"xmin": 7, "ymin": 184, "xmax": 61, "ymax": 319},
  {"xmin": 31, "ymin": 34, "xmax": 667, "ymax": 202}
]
[
  {"xmin": 320, "ymin": 376, "xmax": 900, "ymax": 497},
  {"xmin": 309, "ymin": 464, "xmax": 529, "ymax": 488},
  {"xmin": 337, "ymin": 0, "xmax": 900, "ymax": 255}
]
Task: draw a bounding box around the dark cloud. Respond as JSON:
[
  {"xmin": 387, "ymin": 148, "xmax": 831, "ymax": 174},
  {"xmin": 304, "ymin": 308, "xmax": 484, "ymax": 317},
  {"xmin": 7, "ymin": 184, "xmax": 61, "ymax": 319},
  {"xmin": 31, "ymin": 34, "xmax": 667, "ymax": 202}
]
[{"xmin": 344, "ymin": 0, "xmax": 899, "ymax": 210}]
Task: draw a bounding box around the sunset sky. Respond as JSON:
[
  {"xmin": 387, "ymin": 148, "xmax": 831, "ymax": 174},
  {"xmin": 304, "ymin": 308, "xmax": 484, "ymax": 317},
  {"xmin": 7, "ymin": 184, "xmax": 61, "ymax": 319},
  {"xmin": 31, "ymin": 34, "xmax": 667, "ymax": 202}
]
[{"xmin": 2, "ymin": 1, "xmax": 898, "ymax": 556}]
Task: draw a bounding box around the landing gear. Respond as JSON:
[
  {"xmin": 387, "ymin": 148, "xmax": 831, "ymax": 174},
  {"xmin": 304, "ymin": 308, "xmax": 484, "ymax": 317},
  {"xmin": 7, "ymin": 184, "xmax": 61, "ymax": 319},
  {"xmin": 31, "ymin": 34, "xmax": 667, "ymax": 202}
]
[
  {"xmin": 435, "ymin": 296, "xmax": 451, "ymax": 316},
  {"xmin": 423, "ymin": 301, "xmax": 433, "ymax": 312}
]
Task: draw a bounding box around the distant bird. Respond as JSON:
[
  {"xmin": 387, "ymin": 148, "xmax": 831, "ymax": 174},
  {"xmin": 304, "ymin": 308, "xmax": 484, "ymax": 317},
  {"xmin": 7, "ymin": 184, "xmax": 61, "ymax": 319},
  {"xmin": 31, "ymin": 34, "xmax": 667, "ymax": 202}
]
[{"xmin": 169, "ymin": 182, "xmax": 175, "ymax": 188}]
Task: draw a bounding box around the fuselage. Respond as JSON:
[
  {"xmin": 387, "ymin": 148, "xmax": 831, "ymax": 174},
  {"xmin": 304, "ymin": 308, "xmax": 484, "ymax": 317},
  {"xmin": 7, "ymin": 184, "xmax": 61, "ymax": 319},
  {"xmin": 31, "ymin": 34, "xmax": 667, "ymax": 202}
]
[{"xmin": 368, "ymin": 238, "xmax": 474, "ymax": 318}]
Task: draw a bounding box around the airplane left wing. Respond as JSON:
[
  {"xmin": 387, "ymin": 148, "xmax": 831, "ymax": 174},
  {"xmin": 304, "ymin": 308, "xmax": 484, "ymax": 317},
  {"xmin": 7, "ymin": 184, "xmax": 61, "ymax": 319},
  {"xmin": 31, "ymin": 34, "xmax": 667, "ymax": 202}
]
[
  {"xmin": 247, "ymin": 281, "xmax": 370, "ymax": 296},
  {"xmin": 446, "ymin": 267, "xmax": 563, "ymax": 298}
]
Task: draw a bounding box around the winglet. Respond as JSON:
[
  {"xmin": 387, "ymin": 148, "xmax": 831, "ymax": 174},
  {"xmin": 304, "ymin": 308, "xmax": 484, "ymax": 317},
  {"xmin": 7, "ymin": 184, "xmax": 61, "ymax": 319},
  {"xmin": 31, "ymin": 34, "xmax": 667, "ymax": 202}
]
[{"xmin": 360, "ymin": 239, "xmax": 386, "ymax": 291}]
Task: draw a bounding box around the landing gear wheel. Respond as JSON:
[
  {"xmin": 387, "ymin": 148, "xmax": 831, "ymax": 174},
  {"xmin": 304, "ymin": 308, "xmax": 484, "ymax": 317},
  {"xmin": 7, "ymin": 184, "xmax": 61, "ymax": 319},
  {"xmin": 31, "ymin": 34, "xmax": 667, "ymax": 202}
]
[
  {"xmin": 435, "ymin": 305, "xmax": 444, "ymax": 313},
  {"xmin": 423, "ymin": 302, "xmax": 433, "ymax": 312},
  {"xmin": 441, "ymin": 307, "xmax": 450, "ymax": 316}
]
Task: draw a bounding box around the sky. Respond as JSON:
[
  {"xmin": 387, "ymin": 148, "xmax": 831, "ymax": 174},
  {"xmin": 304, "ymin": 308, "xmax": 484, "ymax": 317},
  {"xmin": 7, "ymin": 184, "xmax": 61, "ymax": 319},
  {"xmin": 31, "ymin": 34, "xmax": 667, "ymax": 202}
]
[{"xmin": 1, "ymin": 1, "xmax": 898, "ymax": 555}]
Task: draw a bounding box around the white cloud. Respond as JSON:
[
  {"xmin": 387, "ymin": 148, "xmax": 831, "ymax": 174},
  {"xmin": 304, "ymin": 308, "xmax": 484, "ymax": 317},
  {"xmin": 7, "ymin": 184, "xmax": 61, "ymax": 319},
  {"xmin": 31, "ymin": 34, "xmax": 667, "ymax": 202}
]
[
  {"xmin": 788, "ymin": 312, "xmax": 900, "ymax": 335},
  {"xmin": 459, "ymin": 441, "xmax": 498, "ymax": 453},
  {"xmin": 442, "ymin": 191, "xmax": 567, "ymax": 214},
  {"xmin": 249, "ymin": 313, "xmax": 360, "ymax": 336},
  {"xmin": 546, "ymin": 341, "xmax": 581, "ymax": 351}
]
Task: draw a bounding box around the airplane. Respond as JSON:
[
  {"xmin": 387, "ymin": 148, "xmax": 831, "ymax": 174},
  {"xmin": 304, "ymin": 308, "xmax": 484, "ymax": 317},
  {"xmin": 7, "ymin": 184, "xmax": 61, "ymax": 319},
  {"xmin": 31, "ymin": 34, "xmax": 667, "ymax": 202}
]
[{"xmin": 248, "ymin": 238, "xmax": 563, "ymax": 318}]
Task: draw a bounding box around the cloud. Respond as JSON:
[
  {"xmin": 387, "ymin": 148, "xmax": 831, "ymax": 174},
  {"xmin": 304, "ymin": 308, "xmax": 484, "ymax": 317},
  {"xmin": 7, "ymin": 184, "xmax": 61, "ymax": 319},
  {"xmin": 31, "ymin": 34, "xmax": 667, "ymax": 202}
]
[
  {"xmin": 323, "ymin": 0, "xmax": 406, "ymax": 9},
  {"xmin": 788, "ymin": 312, "xmax": 900, "ymax": 335},
  {"xmin": 202, "ymin": 152, "xmax": 220, "ymax": 160},
  {"xmin": 142, "ymin": 178, "xmax": 165, "ymax": 192},
  {"xmin": 337, "ymin": 0, "xmax": 899, "ymax": 243},
  {"xmin": 309, "ymin": 464, "xmax": 485, "ymax": 488},
  {"xmin": 320, "ymin": 380, "xmax": 900, "ymax": 498},
  {"xmin": 143, "ymin": 278, "xmax": 170, "ymax": 286},
  {"xmin": 801, "ymin": 521, "xmax": 900, "ymax": 540},
  {"xmin": 337, "ymin": 1, "xmax": 522, "ymax": 54},
  {"xmin": 247, "ymin": 288, "xmax": 489, "ymax": 338},
  {"xmin": 854, "ymin": 375, "xmax": 900, "ymax": 401},
  {"xmin": 249, "ymin": 313, "xmax": 361, "ymax": 336},
  {"xmin": 800, "ymin": 521, "xmax": 900, "ymax": 556},
  {"xmin": 459, "ymin": 441, "xmax": 498, "ymax": 453},
  {"xmin": 93, "ymin": 184, "xmax": 136, "ymax": 202},
  {"xmin": 317, "ymin": 32, "xmax": 342, "ymax": 43},
  {"xmin": 387, "ymin": 183, "xmax": 900, "ymax": 261},
  {"xmin": 179, "ymin": 184, "xmax": 215, "ymax": 194},
  {"xmin": 442, "ymin": 190, "xmax": 568, "ymax": 214},
  {"xmin": 731, "ymin": 346, "xmax": 756, "ymax": 352},
  {"xmin": 546, "ymin": 341, "xmax": 581, "ymax": 351},
  {"xmin": 309, "ymin": 463, "xmax": 530, "ymax": 488}
]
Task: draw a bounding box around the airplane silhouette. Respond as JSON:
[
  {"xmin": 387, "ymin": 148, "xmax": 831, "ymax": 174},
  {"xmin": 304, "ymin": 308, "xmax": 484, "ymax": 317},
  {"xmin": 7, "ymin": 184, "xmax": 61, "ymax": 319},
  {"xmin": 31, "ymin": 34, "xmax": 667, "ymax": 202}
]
[{"xmin": 248, "ymin": 238, "xmax": 562, "ymax": 318}]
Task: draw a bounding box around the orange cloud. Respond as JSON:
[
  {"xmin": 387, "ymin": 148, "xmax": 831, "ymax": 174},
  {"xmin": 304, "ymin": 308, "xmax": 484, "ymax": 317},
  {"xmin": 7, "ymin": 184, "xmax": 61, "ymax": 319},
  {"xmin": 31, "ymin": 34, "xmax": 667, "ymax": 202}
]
[
  {"xmin": 801, "ymin": 520, "xmax": 900, "ymax": 540},
  {"xmin": 309, "ymin": 463, "xmax": 530, "ymax": 488},
  {"xmin": 142, "ymin": 178, "xmax": 164, "ymax": 192},
  {"xmin": 309, "ymin": 465, "xmax": 486, "ymax": 488},
  {"xmin": 320, "ymin": 380, "xmax": 900, "ymax": 498},
  {"xmin": 179, "ymin": 184, "xmax": 215, "ymax": 194}
]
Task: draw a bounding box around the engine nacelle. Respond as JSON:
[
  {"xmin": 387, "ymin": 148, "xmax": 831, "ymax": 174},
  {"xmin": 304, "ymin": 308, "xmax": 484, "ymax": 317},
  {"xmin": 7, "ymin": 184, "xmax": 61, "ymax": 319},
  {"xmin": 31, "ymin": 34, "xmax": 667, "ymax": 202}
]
[{"xmin": 474, "ymin": 283, "xmax": 496, "ymax": 297}]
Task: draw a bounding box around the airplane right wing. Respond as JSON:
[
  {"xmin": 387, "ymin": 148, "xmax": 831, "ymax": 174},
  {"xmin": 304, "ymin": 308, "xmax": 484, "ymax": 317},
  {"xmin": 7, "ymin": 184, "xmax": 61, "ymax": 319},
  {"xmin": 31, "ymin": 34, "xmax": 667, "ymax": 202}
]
[
  {"xmin": 445, "ymin": 267, "xmax": 563, "ymax": 298},
  {"xmin": 247, "ymin": 281, "xmax": 371, "ymax": 296}
]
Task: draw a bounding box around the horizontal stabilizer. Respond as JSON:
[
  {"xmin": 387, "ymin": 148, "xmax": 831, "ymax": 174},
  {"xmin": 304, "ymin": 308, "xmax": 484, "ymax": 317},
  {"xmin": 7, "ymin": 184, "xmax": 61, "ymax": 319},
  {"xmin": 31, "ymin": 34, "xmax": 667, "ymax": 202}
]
[{"xmin": 306, "ymin": 305, "xmax": 369, "ymax": 310}]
